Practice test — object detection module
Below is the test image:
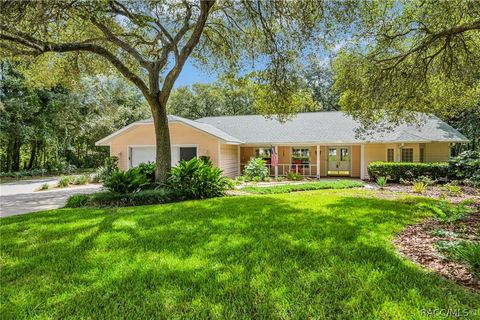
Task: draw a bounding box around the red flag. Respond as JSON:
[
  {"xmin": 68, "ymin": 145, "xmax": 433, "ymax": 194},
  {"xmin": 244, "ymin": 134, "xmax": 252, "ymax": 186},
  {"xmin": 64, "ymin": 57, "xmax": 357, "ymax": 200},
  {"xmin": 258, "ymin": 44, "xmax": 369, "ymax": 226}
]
[{"xmin": 271, "ymin": 146, "xmax": 278, "ymax": 167}]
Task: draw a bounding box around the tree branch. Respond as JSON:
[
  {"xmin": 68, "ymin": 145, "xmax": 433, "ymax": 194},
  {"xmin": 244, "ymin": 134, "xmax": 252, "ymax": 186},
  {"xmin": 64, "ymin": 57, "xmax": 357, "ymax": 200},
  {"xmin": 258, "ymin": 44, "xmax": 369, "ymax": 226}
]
[
  {"xmin": 0, "ymin": 30, "xmax": 149, "ymax": 97},
  {"xmin": 375, "ymin": 19, "xmax": 480, "ymax": 64},
  {"xmin": 159, "ymin": 0, "xmax": 215, "ymax": 104},
  {"xmin": 89, "ymin": 18, "xmax": 151, "ymax": 69}
]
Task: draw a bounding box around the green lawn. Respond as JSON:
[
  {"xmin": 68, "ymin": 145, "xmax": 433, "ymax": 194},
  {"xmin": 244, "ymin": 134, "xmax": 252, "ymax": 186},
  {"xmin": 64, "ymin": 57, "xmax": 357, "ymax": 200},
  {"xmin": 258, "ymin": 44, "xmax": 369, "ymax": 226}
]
[
  {"xmin": 242, "ymin": 180, "xmax": 364, "ymax": 194},
  {"xmin": 1, "ymin": 190, "xmax": 479, "ymax": 319}
]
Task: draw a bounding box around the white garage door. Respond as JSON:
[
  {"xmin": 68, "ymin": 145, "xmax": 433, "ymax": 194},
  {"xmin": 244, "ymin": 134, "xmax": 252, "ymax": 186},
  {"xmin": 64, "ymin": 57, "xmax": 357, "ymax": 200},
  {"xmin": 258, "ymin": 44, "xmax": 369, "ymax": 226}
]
[
  {"xmin": 130, "ymin": 145, "xmax": 198, "ymax": 168},
  {"xmin": 130, "ymin": 146, "xmax": 156, "ymax": 168}
]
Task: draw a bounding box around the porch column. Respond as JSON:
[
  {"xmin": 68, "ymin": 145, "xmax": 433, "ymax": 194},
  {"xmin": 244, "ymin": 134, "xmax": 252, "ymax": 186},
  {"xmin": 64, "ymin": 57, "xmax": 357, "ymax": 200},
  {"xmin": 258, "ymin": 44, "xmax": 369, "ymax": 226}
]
[
  {"xmin": 274, "ymin": 145, "xmax": 278, "ymax": 178},
  {"xmin": 316, "ymin": 145, "xmax": 320, "ymax": 179},
  {"xmin": 360, "ymin": 144, "xmax": 365, "ymax": 180},
  {"xmin": 237, "ymin": 145, "xmax": 241, "ymax": 177}
]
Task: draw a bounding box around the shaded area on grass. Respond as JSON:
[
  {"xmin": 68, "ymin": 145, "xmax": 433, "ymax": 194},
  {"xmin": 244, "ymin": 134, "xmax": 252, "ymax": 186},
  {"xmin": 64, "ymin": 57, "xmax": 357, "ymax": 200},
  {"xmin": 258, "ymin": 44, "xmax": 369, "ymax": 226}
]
[
  {"xmin": 1, "ymin": 190, "xmax": 479, "ymax": 319},
  {"xmin": 241, "ymin": 180, "xmax": 364, "ymax": 194}
]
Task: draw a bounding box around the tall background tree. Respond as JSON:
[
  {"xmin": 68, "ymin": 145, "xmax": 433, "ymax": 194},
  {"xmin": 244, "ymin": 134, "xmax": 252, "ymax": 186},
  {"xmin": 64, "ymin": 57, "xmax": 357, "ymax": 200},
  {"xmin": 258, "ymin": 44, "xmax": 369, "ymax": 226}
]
[
  {"xmin": 0, "ymin": 0, "xmax": 348, "ymax": 182},
  {"xmin": 0, "ymin": 61, "xmax": 149, "ymax": 172}
]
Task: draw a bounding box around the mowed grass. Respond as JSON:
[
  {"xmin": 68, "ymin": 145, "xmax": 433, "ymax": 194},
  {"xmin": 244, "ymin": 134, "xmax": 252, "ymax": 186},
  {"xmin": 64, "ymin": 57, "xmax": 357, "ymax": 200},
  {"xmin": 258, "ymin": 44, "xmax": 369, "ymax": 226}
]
[
  {"xmin": 242, "ymin": 180, "xmax": 364, "ymax": 194},
  {"xmin": 1, "ymin": 190, "xmax": 479, "ymax": 319}
]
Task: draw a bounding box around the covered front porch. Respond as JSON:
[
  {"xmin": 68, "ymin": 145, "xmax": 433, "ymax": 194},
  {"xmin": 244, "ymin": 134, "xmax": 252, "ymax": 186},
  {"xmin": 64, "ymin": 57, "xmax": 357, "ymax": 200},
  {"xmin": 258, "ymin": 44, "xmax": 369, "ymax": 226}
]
[{"xmin": 240, "ymin": 145, "xmax": 361, "ymax": 178}]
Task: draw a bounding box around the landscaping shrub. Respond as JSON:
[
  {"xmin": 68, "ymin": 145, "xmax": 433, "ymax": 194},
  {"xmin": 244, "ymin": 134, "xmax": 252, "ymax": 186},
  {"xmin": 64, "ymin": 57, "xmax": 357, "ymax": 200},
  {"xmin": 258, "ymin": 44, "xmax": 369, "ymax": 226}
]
[
  {"xmin": 137, "ymin": 162, "xmax": 156, "ymax": 182},
  {"xmin": 367, "ymin": 161, "xmax": 449, "ymax": 182},
  {"xmin": 376, "ymin": 176, "xmax": 387, "ymax": 190},
  {"xmin": 168, "ymin": 158, "xmax": 230, "ymax": 199},
  {"xmin": 103, "ymin": 168, "xmax": 151, "ymax": 193},
  {"xmin": 443, "ymin": 183, "xmax": 463, "ymax": 196},
  {"xmin": 92, "ymin": 156, "xmax": 119, "ymax": 182},
  {"xmin": 243, "ymin": 157, "xmax": 269, "ymax": 181},
  {"xmin": 449, "ymin": 151, "xmax": 480, "ymax": 186},
  {"xmin": 243, "ymin": 180, "xmax": 364, "ymax": 194},
  {"xmin": 286, "ymin": 171, "xmax": 303, "ymax": 181},
  {"xmin": 411, "ymin": 180, "xmax": 428, "ymax": 193},
  {"xmin": 57, "ymin": 176, "xmax": 72, "ymax": 188},
  {"xmin": 65, "ymin": 194, "xmax": 91, "ymax": 207},
  {"xmin": 418, "ymin": 200, "xmax": 474, "ymax": 223},
  {"xmin": 73, "ymin": 175, "xmax": 88, "ymax": 185},
  {"xmin": 65, "ymin": 189, "xmax": 180, "ymax": 208},
  {"xmin": 436, "ymin": 241, "xmax": 480, "ymax": 276},
  {"xmin": 38, "ymin": 183, "xmax": 49, "ymax": 191}
]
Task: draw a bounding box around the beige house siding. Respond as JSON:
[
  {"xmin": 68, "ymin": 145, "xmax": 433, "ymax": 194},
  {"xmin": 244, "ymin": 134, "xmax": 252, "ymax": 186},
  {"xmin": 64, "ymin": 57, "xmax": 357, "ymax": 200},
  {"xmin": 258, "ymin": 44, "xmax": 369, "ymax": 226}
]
[
  {"xmin": 110, "ymin": 123, "xmax": 220, "ymax": 170},
  {"xmin": 351, "ymin": 145, "xmax": 360, "ymax": 178},
  {"xmin": 220, "ymin": 144, "xmax": 240, "ymax": 178},
  {"xmin": 363, "ymin": 144, "xmax": 386, "ymax": 179},
  {"xmin": 425, "ymin": 142, "xmax": 450, "ymax": 162}
]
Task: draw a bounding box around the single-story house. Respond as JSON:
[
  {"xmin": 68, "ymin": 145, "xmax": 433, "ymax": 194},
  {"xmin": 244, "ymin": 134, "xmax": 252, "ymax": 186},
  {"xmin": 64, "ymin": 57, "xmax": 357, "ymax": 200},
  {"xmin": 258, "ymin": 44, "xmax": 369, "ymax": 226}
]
[{"xmin": 95, "ymin": 112, "xmax": 467, "ymax": 179}]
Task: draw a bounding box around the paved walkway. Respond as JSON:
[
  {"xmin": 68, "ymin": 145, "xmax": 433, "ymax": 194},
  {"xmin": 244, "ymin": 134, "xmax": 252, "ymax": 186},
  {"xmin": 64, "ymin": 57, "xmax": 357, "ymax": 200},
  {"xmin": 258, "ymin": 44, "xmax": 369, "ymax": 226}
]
[{"xmin": 0, "ymin": 177, "xmax": 101, "ymax": 217}]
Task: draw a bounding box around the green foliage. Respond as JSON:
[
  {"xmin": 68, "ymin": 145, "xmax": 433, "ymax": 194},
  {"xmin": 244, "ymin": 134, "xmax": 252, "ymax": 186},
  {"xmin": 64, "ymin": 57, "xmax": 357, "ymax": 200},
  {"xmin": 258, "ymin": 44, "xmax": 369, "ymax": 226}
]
[
  {"xmin": 419, "ymin": 200, "xmax": 473, "ymax": 223},
  {"xmin": 0, "ymin": 62, "xmax": 148, "ymax": 172},
  {"xmin": 136, "ymin": 162, "xmax": 156, "ymax": 182},
  {"xmin": 103, "ymin": 169, "xmax": 151, "ymax": 194},
  {"xmin": 436, "ymin": 241, "xmax": 480, "ymax": 277},
  {"xmin": 275, "ymin": 176, "xmax": 285, "ymax": 182},
  {"xmin": 0, "ymin": 168, "xmax": 47, "ymax": 178},
  {"xmin": 65, "ymin": 194, "xmax": 90, "ymax": 208},
  {"xmin": 411, "ymin": 181, "xmax": 428, "ymax": 194},
  {"xmin": 243, "ymin": 180, "xmax": 364, "ymax": 194},
  {"xmin": 57, "ymin": 176, "xmax": 72, "ymax": 188},
  {"xmin": 368, "ymin": 162, "xmax": 449, "ymax": 182},
  {"xmin": 38, "ymin": 183, "xmax": 49, "ymax": 191},
  {"xmin": 376, "ymin": 176, "xmax": 387, "ymax": 189},
  {"xmin": 443, "ymin": 183, "xmax": 463, "ymax": 196},
  {"xmin": 286, "ymin": 171, "xmax": 303, "ymax": 181},
  {"xmin": 92, "ymin": 156, "xmax": 119, "ymax": 183},
  {"xmin": 303, "ymin": 54, "xmax": 339, "ymax": 111},
  {"xmin": 73, "ymin": 175, "xmax": 88, "ymax": 185},
  {"xmin": 333, "ymin": 1, "xmax": 480, "ymax": 130},
  {"xmin": 168, "ymin": 158, "xmax": 230, "ymax": 199},
  {"xmin": 449, "ymin": 151, "xmax": 480, "ymax": 186},
  {"xmin": 243, "ymin": 158, "xmax": 269, "ymax": 181},
  {"xmin": 168, "ymin": 78, "xmax": 255, "ymax": 119},
  {"xmin": 65, "ymin": 189, "xmax": 179, "ymax": 208}
]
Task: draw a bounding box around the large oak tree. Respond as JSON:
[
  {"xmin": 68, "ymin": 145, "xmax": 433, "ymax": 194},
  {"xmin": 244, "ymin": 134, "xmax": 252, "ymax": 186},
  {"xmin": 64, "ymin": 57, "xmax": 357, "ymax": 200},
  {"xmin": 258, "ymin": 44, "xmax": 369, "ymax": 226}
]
[
  {"xmin": 0, "ymin": 0, "xmax": 344, "ymax": 182},
  {"xmin": 333, "ymin": 0, "xmax": 480, "ymax": 131}
]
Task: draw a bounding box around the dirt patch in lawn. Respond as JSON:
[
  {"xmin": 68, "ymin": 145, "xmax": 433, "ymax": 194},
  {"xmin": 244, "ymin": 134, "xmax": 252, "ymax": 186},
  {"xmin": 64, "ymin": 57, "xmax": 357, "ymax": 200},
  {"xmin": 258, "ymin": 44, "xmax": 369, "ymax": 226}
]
[{"xmin": 393, "ymin": 211, "xmax": 480, "ymax": 292}]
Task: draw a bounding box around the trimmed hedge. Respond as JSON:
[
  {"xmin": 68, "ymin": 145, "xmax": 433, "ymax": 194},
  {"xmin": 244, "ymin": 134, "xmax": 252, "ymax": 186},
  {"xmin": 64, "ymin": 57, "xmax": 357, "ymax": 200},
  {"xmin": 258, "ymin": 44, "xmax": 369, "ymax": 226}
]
[
  {"xmin": 367, "ymin": 162, "xmax": 449, "ymax": 182},
  {"xmin": 65, "ymin": 189, "xmax": 182, "ymax": 208}
]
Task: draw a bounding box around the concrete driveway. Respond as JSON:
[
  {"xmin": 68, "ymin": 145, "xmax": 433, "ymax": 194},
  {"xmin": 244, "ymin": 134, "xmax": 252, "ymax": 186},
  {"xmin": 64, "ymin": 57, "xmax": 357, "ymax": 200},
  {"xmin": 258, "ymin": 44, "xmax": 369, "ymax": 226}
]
[{"xmin": 0, "ymin": 177, "xmax": 102, "ymax": 217}]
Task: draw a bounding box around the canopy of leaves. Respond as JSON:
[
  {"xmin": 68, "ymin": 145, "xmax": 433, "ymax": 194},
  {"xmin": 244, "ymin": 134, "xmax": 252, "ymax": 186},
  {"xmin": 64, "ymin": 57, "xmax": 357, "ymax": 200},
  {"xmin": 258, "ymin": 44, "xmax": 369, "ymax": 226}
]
[
  {"xmin": 0, "ymin": 0, "xmax": 352, "ymax": 118},
  {"xmin": 0, "ymin": 61, "xmax": 148, "ymax": 171},
  {"xmin": 333, "ymin": 0, "xmax": 480, "ymax": 130}
]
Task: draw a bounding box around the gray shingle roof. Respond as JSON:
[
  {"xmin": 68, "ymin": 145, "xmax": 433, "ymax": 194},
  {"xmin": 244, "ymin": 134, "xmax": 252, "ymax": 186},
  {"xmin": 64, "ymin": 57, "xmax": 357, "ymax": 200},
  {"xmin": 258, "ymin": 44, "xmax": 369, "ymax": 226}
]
[
  {"xmin": 97, "ymin": 111, "xmax": 467, "ymax": 146},
  {"xmin": 196, "ymin": 112, "xmax": 467, "ymax": 144}
]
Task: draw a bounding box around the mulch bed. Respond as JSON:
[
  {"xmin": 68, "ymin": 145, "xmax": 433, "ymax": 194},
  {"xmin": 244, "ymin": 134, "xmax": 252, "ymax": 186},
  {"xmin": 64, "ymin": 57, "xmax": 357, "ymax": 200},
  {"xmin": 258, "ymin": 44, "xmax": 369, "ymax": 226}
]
[
  {"xmin": 366, "ymin": 182, "xmax": 480, "ymax": 204},
  {"xmin": 393, "ymin": 211, "xmax": 480, "ymax": 291}
]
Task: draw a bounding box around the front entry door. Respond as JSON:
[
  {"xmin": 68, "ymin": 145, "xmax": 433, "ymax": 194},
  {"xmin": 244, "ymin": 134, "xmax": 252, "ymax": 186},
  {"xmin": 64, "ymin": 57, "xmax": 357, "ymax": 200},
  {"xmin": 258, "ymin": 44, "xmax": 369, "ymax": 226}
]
[{"xmin": 327, "ymin": 147, "xmax": 351, "ymax": 176}]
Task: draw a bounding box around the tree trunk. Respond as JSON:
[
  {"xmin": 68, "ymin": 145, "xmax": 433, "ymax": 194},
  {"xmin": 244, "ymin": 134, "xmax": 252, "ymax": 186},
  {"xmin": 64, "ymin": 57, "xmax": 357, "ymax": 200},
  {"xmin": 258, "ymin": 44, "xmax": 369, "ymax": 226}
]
[
  {"xmin": 27, "ymin": 141, "xmax": 37, "ymax": 169},
  {"xmin": 12, "ymin": 139, "xmax": 21, "ymax": 171},
  {"xmin": 149, "ymin": 98, "xmax": 171, "ymax": 184}
]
